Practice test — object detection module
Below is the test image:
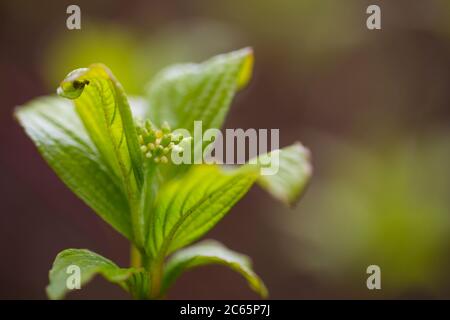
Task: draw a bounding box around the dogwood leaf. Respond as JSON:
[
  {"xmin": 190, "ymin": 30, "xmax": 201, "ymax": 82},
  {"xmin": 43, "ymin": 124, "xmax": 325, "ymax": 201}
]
[
  {"xmin": 57, "ymin": 64, "xmax": 145, "ymax": 246},
  {"xmin": 146, "ymin": 47, "xmax": 253, "ymax": 133},
  {"xmin": 47, "ymin": 249, "xmax": 146, "ymax": 300},
  {"xmin": 15, "ymin": 96, "xmax": 132, "ymax": 239},
  {"xmin": 252, "ymin": 142, "xmax": 312, "ymax": 206},
  {"xmin": 146, "ymin": 143, "xmax": 312, "ymax": 259},
  {"xmin": 58, "ymin": 64, "xmax": 143, "ymax": 187},
  {"xmin": 162, "ymin": 240, "xmax": 268, "ymax": 298},
  {"xmin": 146, "ymin": 165, "xmax": 259, "ymax": 259}
]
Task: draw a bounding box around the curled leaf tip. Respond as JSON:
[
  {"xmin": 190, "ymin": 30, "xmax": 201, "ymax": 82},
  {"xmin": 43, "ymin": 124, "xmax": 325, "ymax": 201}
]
[{"xmin": 57, "ymin": 68, "xmax": 90, "ymax": 99}]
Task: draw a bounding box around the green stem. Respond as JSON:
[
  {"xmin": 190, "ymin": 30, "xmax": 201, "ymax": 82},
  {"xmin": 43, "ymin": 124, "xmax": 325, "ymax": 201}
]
[
  {"xmin": 130, "ymin": 244, "xmax": 142, "ymax": 268},
  {"xmin": 130, "ymin": 194, "xmax": 145, "ymax": 250},
  {"xmin": 148, "ymin": 259, "xmax": 164, "ymax": 299}
]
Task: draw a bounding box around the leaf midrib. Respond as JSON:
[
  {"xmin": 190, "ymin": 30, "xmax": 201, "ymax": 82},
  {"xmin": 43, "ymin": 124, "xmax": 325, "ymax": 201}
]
[{"xmin": 155, "ymin": 172, "xmax": 254, "ymax": 260}]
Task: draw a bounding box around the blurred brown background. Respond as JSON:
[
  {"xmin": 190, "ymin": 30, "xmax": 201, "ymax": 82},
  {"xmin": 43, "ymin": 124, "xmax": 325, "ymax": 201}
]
[{"xmin": 1, "ymin": 0, "xmax": 450, "ymax": 299}]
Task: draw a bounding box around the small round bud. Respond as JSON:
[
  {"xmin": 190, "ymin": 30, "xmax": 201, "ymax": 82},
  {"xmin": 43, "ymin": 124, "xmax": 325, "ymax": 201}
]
[
  {"xmin": 145, "ymin": 120, "xmax": 154, "ymax": 131},
  {"xmin": 161, "ymin": 135, "xmax": 171, "ymax": 147},
  {"xmin": 161, "ymin": 121, "xmax": 171, "ymax": 134},
  {"xmin": 155, "ymin": 145, "xmax": 164, "ymax": 156},
  {"xmin": 160, "ymin": 156, "xmax": 168, "ymax": 164}
]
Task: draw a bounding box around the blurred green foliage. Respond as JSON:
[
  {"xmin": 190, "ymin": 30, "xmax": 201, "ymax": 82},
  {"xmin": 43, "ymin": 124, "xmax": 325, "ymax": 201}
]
[
  {"xmin": 201, "ymin": 0, "xmax": 365, "ymax": 71},
  {"xmin": 281, "ymin": 132, "xmax": 450, "ymax": 297},
  {"xmin": 43, "ymin": 24, "xmax": 141, "ymax": 93},
  {"xmin": 42, "ymin": 20, "xmax": 240, "ymax": 94}
]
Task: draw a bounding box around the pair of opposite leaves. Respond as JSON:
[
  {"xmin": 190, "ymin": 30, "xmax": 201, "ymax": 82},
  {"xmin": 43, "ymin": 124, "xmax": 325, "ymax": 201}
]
[{"xmin": 16, "ymin": 48, "xmax": 312, "ymax": 299}]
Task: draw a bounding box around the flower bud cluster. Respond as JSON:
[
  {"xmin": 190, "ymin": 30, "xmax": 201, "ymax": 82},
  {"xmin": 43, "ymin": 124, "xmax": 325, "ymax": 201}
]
[{"xmin": 136, "ymin": 121, "xmax": 184, "ymax": 164}]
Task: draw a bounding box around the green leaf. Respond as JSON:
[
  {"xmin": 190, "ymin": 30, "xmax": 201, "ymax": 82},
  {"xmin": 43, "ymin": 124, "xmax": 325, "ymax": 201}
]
[
  {"xmin": 146, "ymin": 47, "xmax": 253, "ymax": 133},
  {"xmin": 252, "ymin": 142, "xmax": 312, "ymax": 206},
  {"xmin": 57, "ymin": 64, "xmax": 145, "ymax": 246},
  {"xmin": 146, "ymin": 165, "xmax": 259, "ymax": 259},
  {"xmin": 15, "ymin": 96, "xmax": 132, "ymax": 239},
  {"xmin": 162, "ymin": 240, "xmax": 268, "ymax": 298},
  {"xmin": 145, "ymin": 143, "xmax": 311, "ymax": 259},
  {"xmin": 144, "ymin": 48, "xmax": 255, "ymax": 182},
  {"xmin": 58, "ymin": 64, "xmax": 143, "ymax": 186},
  {"xmin": 47, "ymin": 249, "xmax": 145, "ymax": 300}
]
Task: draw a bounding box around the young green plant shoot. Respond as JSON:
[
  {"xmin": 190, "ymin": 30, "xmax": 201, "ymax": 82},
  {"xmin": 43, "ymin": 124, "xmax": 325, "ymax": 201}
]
[{"xmin": 15, "ymin": 48, "xmax": 312, "ymax": 299}]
